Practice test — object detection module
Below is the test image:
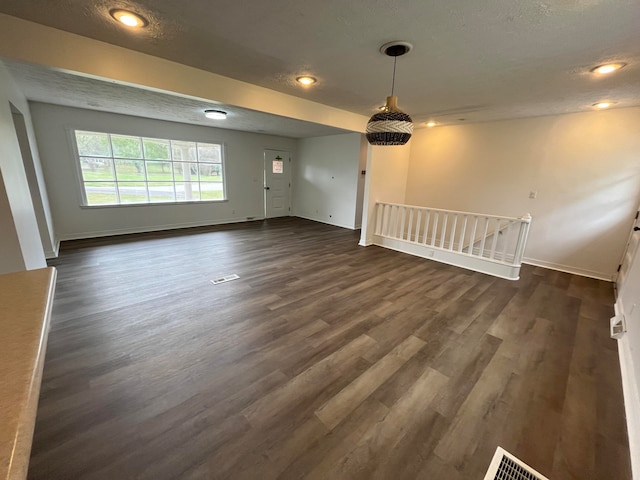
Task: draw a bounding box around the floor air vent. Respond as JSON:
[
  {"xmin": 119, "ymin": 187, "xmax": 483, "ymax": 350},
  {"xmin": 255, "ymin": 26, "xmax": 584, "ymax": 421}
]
[
  {"xmin": 484, "ymin": 447, "xmax": 549, "ymax": 480},
  {"xmin": 210, "ymin": 274, "xmax": 240, "ymax": 285}
]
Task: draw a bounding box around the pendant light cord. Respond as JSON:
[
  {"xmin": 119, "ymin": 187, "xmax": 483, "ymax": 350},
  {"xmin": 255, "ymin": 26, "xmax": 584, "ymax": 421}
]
[{"xmin": 391, "ymin": 56, "xmax": 397, "ymax": 96}]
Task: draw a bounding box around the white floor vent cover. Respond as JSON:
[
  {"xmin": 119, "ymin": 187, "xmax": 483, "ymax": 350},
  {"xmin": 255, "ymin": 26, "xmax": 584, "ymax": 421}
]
[
  {"xmin": 210, "ymin": 274, "xmax": 240, "ymax": 285},
  {"xmin": 484, "ymin": 447, "xmax": 549, "ymax": 480}
]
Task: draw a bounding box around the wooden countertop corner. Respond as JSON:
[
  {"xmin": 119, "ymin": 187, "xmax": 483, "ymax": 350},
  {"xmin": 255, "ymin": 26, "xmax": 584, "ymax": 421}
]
[{"xmin": 0, "ymin": 267, "xmax": 57, "ymax": 480}]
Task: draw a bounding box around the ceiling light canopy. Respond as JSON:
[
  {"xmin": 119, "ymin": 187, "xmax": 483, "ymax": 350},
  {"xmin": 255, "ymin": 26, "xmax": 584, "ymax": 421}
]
[
  {"xmin": 109, "ymin": 9, "xmax": 148, "ymax": 28},
  {"xmin": 366, "ymin": 41, "xmax": 414, "ymax": 146},
  {"xmin": 592, "ymin": 102, "xmax": 616, "ymax": 110},
  {"xmin": 296, "ymin": 76, "xmax": 317, "ymax": 86},
  {"xmin": 591, "ymin": 63, "xmax": 626, "ymax": 75},
  {"xmin": 204, "ymin": 109, "xmax": 228, "ymax": 120},
  {"xmin": 426, "ymin": 121, "xmax": 437, "ymax": 128}
]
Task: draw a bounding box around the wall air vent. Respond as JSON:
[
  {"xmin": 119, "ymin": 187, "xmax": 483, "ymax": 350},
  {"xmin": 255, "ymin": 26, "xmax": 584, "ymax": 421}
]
[
  {"xmin": 484, "ymin": 447, "xmax": 549, "ymax": 480},
  {"xmin": 210, "ymin": 274, "xmax": 240, "ymax": 285}
]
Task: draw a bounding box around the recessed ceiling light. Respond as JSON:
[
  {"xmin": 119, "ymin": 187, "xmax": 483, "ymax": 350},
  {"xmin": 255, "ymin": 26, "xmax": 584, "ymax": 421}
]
[
  {"xmin": 426, "ymin": 121, "xmax": 437, "ymax": 127},
  {"xmin": 110, "ymin": 9, "xmax": 148, "ymax": 28},
  {"xmin": 590, "ymin": 63, "xmax": 627, "ymax": 75},
  {"xmin": 592, "ymin": 101, "xmax": 616, "ymax": 110},
  {"xmin": 296, "ymin": 76, "xmax": 317, "ymax": 86},
  {"xmin": 204, "ymin": 109, "xmax": 227, "ymax": 120}
]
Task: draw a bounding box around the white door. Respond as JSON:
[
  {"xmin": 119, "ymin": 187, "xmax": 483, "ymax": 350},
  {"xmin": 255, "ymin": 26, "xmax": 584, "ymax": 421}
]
[
  {"xmin": 617, "ymin": 208, "xmax": 640, "ymax": 298},
  {"xmin": 264, "ymin": 149, "xmax": 291, "ymax": 218}
]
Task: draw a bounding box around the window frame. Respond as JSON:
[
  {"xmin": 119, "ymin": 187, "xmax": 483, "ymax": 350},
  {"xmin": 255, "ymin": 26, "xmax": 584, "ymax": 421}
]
[{"xmin": 70, "ymin": 129, "xmax": 228, "ymax": 208}]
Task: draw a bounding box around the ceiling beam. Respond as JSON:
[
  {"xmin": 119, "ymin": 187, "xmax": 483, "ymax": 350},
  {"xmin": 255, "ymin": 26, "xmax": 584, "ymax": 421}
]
[{"xmin": 0, "ymin": 13, "xmax": 368, "ymax": 133}]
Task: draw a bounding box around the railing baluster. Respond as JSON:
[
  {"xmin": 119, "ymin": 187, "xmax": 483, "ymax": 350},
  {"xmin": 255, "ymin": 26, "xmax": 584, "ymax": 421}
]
[
  {"xmin": 489, "ymin": 218, "xmax": 500, "ymax": 259},
  {"xmin": 392, "ymin": 206, "xmax": 399, "ymax": 238},
  {"xmin": 375, "ymin": 203, "xmax": 383, "ymax": 236},
  {"xmin": 458, "ymin": 215, "xmax": 467, "ymax": 252},
  {"xmin": 422, "ymin": 211, "xmax": 430, "ymax": 245},
  {"xmin": 431, "ymin": 213, "xmax": 438, "ymax": 246},
  {"xmin": 478, "ymin": 217, "xmax": 490, "ymax": 258},
  {"xmin": 440, "ymin": 213, "xmax": 448, "ymax": 248},
  {"xmin": 468, "ymin": 216, "xmax": 478, "ymax": 255},
  {"xmin": 399, "ymin": 206, "xmax": 407, "ymax": 240},
  {"xmin": 501, "ymin": 221, "xmax": 512, "ymax": 261},
  {"xmin": 449, "ymin": 214, "xmax": 458, "ymax": 251},
  {"xmin": 407, "ymin": 208, "xmax": 414, "ymax": 242},
  {"xmin": 414, "ymin": 210, "xmax": 422, "ymax": 242},
  {"xmin": 381, "ymin": 204, "xmax": 388, "ymax": 236}
]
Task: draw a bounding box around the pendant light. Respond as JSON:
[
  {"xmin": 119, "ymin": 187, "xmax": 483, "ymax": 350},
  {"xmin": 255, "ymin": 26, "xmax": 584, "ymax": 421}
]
[{"xmin": 366, "ymin": 41, "xmax": 414, "ymax": 146}]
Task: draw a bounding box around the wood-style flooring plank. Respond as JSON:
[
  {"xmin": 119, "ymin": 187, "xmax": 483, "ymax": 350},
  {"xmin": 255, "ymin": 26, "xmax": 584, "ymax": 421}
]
[{"xmin": 27, "ymin": 217, "xmax": 631, "ymax": 479}]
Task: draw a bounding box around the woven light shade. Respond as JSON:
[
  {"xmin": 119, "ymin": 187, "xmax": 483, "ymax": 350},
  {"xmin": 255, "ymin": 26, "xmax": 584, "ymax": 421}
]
[{"xmin": 366, "ymin": 96, "xmax": 413, "ymax": 146}]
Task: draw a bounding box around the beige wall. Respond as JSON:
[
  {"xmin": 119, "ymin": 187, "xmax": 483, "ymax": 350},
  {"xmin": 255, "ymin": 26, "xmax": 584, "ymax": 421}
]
[
  {"xmin": 360, "ymin": 142, "xmax": 412, "ymax": 245},
  {"xmin": 405, "ymin": 108, "xmax": 640, "ymax": 279}
]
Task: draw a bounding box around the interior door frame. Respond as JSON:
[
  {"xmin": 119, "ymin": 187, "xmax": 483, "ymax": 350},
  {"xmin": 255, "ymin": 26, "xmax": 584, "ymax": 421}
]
[{"xmin": 263, "ymin": 149, "xmax": 291, "ymax": 219}]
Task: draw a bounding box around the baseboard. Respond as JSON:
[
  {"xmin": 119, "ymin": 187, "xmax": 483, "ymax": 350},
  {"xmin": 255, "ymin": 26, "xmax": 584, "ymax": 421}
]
[
  {"xmin": 44, "ymin": 240, "xmax": 60, "ymax": 259},
  {"xmin": 523, "ymin": 257, "xmax": 613, "ymax": 282},
  {"xmin": 58, "ymin": 216, "xmax": 264, "ymax": 241},
  {"xmin": 293, "ymin": 214, "xmax": 356, "ymax": 231},
  {"xmin": 617, "ymin": 327, "xmax": 640, "ymax": 480}
]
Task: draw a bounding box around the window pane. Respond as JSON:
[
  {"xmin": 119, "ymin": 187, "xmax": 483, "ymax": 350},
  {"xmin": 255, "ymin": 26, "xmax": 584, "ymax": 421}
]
[
  {"xmin": 117, "ymin": 182, "xmax": 148, "ymax": 203},
  {"xmin": 115, "ymin": 160, "xmax": 146, "ymax": 181},
  {"xmin": 148, "ymin": 182, "xmax": 176, "ymax": 203},
  {"xmin": 173, "ymin": 162, "xmax": 199, "ymax": 181},
  {"xmin": 111, "ymin": 135, "xmax": 143, "ymax": 159},
  {"xmin": 171, "ymin": 140, "xmax": 197, "ymax": 162},
  {"xmin": 198, "ymin": 163, "xmax": 222, "ymax": 181},
  {"xmin": 198, "ymin": 182, "xmax": 224, "ymax": 201},
  {"xmin": 146, "ymin": 161, "xmax": 173, "ymax": 181},
  {"xmin": 80, "ymin": 157, "xmax": 115, "ymax": 181},
  {"xmin": 74, "ymin": 130, "xmax": 225, "ymax": 207},
  {"xmin": 76, "ymin": 131, "xmax": 111, "ymax": 157},
  {"xmin": 272, "ymin": 160, "xmax": 284, "ymax": 174},
  {"xmin": 143, "ymin": 138, "xmax": 170, "ymax": 160},
  {"xmin": 175, "ymin": 181, "xmax": 200, "ymax": 201},
  {"xmin": 84, "ymin": 182, "xmax": 117, "ymax": 205},
  {"xmin": 198, "ymin": 144, "xmax": 221, "ymax": 163}
]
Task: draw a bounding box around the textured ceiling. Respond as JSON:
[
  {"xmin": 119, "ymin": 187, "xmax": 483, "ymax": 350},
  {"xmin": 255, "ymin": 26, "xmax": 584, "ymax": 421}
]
[
  {"xmin": 1, "ymin": 0, "xmax": 639, "ymax": 128},
  {"xmin": 2, "ymin": 60, "xmax": 350, "ymax": 138}
]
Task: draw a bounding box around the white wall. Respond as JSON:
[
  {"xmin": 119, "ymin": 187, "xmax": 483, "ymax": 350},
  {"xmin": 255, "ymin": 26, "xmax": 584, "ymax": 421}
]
[
  {"xmin": 293, "ymin": 133, "xmax": 364, "ymax": 229},
  {"xmin": 0, "ymin": 63, "xmax": 46, "ymax": 273},
  {"xmin": 359, "ymin": 142, "xmax": 412, "ymax": 246},
  {"xmin": 30, "ymin": 103, "xmax": 297, "ymax": 240},
  {"xmin": 404, "ymin": 108, "xmax": 640, "ymax": 280}
]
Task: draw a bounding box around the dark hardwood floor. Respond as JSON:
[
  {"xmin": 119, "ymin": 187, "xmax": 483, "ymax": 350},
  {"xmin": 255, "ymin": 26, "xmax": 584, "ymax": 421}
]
[{"xmin": 29, "ymin": 217, "xmax": 631, "ymax": 479}]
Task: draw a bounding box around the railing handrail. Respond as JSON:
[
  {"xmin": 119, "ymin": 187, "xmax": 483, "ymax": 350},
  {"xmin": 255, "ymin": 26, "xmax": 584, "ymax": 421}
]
[{"xmin": 375, "ymin": 201, "xmax": 531, "ymax": 223}]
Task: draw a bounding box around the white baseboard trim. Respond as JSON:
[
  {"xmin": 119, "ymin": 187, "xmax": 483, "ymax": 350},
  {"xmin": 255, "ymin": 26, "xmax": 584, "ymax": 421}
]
[
  {"xmin": 44, "ymin": 240, "xmax": 60, "ymax": 259},
  {"xmin": 293, "ymin": 214, "xmax": 356, "ymax": 231},
  {"xmin": 617, "ymin": 324, "xmax": 640, "ymax": 480},
  {"xmin": 58, "ymin": 216, "xmax": 264, "ymax": 241},
  {"xmin": 522, "ymin": 257, "xmax": 613, "ymax": 282}
]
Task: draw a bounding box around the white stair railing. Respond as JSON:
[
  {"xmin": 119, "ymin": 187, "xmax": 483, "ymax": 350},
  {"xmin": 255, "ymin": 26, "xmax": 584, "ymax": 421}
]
[{"xmin": 373, "ymin": 202, "xmax": 531, "ymax": 280}]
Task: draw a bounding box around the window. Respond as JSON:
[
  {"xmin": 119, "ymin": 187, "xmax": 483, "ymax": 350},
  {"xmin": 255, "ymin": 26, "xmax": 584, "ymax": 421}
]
[{"xmin": 74, "ymin": 130, "xmax": 225, "ymax": 206}]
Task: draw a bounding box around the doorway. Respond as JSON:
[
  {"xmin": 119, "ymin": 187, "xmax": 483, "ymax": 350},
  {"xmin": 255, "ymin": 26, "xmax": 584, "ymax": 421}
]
[{"xmin": 264, "ymin": 149, "xmax": 291, "ymax": 218}]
